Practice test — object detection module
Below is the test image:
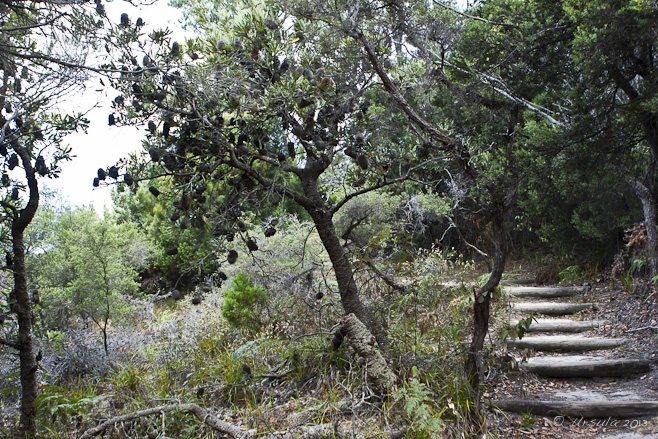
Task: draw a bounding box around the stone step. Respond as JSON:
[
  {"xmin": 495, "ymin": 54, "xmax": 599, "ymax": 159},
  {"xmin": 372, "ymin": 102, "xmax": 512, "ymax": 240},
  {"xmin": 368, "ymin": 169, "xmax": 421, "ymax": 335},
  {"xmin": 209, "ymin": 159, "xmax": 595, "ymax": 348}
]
[
  {"xmin": 519, "ymin": 355, "xmax": 652, "ymax": 377},
  {"xmin": 505, "ymin": 286, "xmax": 582, "ymax": 298},
  {"xmin": 509, "ymin": 318, "xmax": 605, "ymax": 333},
  {"xmin": 511, "ymin": 302, "xmax": 594, "ymax": 315},
  {"xmin": 506, "ymin": 335, "xmax": 628, "ymax": 351},
  {"xmin": 490, "ymin": 399, "xmax": 658, "ymax": 418}
]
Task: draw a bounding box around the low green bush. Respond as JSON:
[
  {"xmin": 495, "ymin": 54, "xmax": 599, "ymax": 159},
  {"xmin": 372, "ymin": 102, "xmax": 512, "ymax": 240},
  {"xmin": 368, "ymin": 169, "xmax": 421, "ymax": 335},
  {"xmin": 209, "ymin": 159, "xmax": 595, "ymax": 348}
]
[{"xmin": 221, "ymin": 272, "xmax": 268, "ymax": 333}]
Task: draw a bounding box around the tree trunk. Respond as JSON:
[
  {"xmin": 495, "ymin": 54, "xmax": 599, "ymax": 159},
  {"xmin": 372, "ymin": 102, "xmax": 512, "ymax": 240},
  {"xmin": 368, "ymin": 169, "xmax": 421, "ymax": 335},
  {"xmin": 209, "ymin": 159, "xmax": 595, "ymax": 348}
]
[
  {"xmin": 626, "ymin": 177, "xmax": 658, "ymax": 276},
  {"xmin": 12, "ymin": 147, "xmax": 40, "ymax": 438},
  {"xmin": 297, "ymin": 167, "xmax": 385, "ymax": 346},
  {"xmin": 311, "ymin": 209, "xmax": 386, "ymax": 346},
  {"xmin": 14, "ymin": 230, "xmax": 37, "ymax": 437},
  {"xmin": 465, "ymin": 207, "xmax": 508, "ymax": 398}
]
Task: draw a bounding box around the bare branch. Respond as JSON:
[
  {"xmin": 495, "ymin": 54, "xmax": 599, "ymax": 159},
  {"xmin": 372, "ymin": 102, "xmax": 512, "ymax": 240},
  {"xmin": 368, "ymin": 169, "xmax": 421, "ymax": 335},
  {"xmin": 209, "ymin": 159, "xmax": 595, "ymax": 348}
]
[{"xmin": 432, "ymin": 0, "xmax": 519, "ymax": 28}]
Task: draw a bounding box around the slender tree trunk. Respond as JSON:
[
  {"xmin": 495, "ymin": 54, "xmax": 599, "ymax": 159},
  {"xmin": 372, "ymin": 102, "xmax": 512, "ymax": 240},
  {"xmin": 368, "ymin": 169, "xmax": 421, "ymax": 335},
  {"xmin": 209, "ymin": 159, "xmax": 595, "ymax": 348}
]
[
  {"xmin": 14, "ymin": 229, "xmax": 37, "ymax": 437},
  {"xmin": 11, "ymin": 147, "xmax": 40, "ymax": 438},
  {"xmin": 626, "ymin": 178, "xmax": 658, "ymax": 276},
  {"xmin": 465, "ymin": 208, "xmax": 507, "ymax": 396},
  {"xmin": 312, "ymin": 209, "xmax": 385, "ymax": 346}
]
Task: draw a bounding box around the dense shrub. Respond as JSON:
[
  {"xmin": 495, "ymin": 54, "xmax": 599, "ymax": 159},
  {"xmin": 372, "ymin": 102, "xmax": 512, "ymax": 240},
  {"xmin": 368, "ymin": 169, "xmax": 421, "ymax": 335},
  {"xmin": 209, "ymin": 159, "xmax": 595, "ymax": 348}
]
[{"xmin": 221, "ymin": 272, "xmax": 268, "ymax": 333}]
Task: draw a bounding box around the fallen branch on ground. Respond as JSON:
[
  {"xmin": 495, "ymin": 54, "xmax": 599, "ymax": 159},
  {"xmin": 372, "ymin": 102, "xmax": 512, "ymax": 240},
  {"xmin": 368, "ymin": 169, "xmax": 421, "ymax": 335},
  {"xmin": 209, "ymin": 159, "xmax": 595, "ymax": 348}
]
[{"xmin": 78, "ymin": 402, "xmax": 336, "ymax": 439}]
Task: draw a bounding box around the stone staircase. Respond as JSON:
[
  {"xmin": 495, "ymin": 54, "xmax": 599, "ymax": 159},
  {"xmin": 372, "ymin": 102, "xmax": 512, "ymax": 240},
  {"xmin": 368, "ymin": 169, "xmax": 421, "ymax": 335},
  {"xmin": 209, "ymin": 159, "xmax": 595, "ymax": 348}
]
[{"xmin": 491, "ymin": 282, "xmax": 658, "ymax": 423}]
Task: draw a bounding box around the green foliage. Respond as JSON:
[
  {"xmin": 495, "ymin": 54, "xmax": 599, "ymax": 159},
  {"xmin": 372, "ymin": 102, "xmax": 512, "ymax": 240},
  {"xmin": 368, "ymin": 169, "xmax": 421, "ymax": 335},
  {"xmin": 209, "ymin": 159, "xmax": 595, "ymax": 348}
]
[
  {"xmin": 393, "ymin": 367, "xmax": 446, "ymax": 438},
  {"xmin": 502, "ymin": 314, "xmax": 537, "ymax": 342},
  {"xmin": 27, "ymin": 203, "xmax": 155, "ymax": 353},
  {"xmin": 36, "ymin": 385, "xmax": 105, "ymax": 425},
  {"xmin": 221, "ymin": 272, "xmax": 268, "ymax": 333}
]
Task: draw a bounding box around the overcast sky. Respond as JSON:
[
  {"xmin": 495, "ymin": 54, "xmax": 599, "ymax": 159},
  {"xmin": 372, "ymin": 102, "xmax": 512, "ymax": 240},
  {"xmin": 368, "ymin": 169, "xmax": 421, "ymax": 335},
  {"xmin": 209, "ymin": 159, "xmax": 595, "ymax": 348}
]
[{"xmin": 48, "ymin": 0, "xmax": 188, "ymax": 213}]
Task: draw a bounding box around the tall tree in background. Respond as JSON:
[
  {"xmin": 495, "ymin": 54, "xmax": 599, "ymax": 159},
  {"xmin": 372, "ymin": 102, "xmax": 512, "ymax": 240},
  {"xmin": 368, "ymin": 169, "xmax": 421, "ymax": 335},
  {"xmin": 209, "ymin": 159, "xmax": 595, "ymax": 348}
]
[{"xmin": 562, "ymin": 0, "xmax": 658, "ymax": 273}]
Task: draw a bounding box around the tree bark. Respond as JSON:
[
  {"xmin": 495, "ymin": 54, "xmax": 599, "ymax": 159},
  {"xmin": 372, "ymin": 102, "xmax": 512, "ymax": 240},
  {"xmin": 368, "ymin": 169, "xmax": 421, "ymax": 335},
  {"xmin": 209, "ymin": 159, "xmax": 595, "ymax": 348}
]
[
  {"xmin": 465, "ymin": 205, "xmax": 508, "ymax": 399},
  {"xmin": 12, "ymin": 146, "xmax": 40, "ymax": 438},
  {"xmin": 625, "ymin": 177, "xmax": 658, "ymax": 276},
  {"xmin": 298, "ymin": 167, "xmax": 385, "ymax": 346},
  {"xmin": 311, "ymin": 207, "xmax": 386, "ymax": 347}
]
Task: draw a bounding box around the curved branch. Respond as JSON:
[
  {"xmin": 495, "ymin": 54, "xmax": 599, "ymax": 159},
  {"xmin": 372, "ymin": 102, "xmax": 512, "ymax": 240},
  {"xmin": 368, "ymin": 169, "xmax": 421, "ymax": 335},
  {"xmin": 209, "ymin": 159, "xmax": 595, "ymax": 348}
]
[
  {"xmin": 227, "ymin": 150, "xmax": 314, "ymax": 211},
  {"xmin": 78, "ymin": 403, "xmax": 246, "ymax": 439},
  {"xmin": 0, "ymin": 337, "xmax": 19, "ymax": 350},
  {"xmin": 330, "ymin": 159, "xmax": 436, "ymax": 215},
  {"xmin": 0, "ymin": 13, "xmax": 66, "ymax": 33}
]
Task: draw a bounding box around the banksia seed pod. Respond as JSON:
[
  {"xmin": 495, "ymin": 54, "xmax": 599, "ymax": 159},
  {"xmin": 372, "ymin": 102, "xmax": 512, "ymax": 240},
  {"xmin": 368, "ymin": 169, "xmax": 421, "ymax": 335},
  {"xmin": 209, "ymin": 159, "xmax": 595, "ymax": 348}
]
[
  {"xmin": 166, "ymin": 247, "xmax": 178, "ymax": 256},
  {"xmin": 148, "ymin": 186, "xmax": 160, "ymax": 197},
  {"xmin": 8, "ymin": 153, "xmax": 18, "ymax": 170},
  {"xmin": 356, "ymin": 154, "xmax": 370, "ymax": 170},
  {"xmin": 264, "ymin": 227, "xmax": 276, "ymax": 237},
  {"xmin": 170, "ymin": 210, "xmax": 181, "ymax": 222},
  {"xmin": 417, "ymin": 143, "xmax": 429, "ymax": 159},
  {"xmin": 226, "ymin": 231, "xmax": 235, "ymax": 242},
  {"xmin": 180, "ymin": 193, "xmax": 191, "ymax": 210},
  {"xmin": 97, "ymin": 168, "xmax": 107, "ymax": 180},
  {"xmin": 148, "ymin": 148, "xmax": 160, "ymax": 162},
  {"xmin": 192, "ymin": 296, "xmax": 201, "ymax": 305},
  {"xmin": 93, "ymin": 177, "xmax": 100, "ymax": 187},
  {"xmin": 123, "ymin": 173, "xmax": 134, "ymax": 186},
  {"xmin": 108, "ymin": 114, "xmax": 116, "ymax": 126},
  {"xmin": 280, "ymin": 58, "xmax": 291, "ymax": 75},
  {"xmin": 227, "ymin": 250, "xmax": 238, "ymax": 264},
  {"xmin": 246, "ymin": 239, "xmax": 258, "ymax": 251},
  {"xmin": 120, "ymin": 12, "xmax": 129, "ymax": 27},
  {"xmin": 237, "ymin": 220, "xmax": 247, "ymax": 232},
  {"xmin": 108, "ymin": 166, "xmax": 119, "ymax": 179},
  {"xmin": 136, "ymin": 17, "xmax": 143, "ymax": 26},
  {"xmin": 218, "ymin": 271, "xmax": 228, "ymax": 281},
  {"xmin": 171, "ymin": 41, "xmax": 180, "ymax": 57}
]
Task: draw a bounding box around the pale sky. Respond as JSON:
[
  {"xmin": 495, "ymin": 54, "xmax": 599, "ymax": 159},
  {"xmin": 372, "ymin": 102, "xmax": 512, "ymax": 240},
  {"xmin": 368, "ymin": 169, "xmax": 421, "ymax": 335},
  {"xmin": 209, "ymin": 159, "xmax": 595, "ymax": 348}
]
[{"xmin": 49, "ymin": 0, "xmax": 188, "ymax": 213}]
